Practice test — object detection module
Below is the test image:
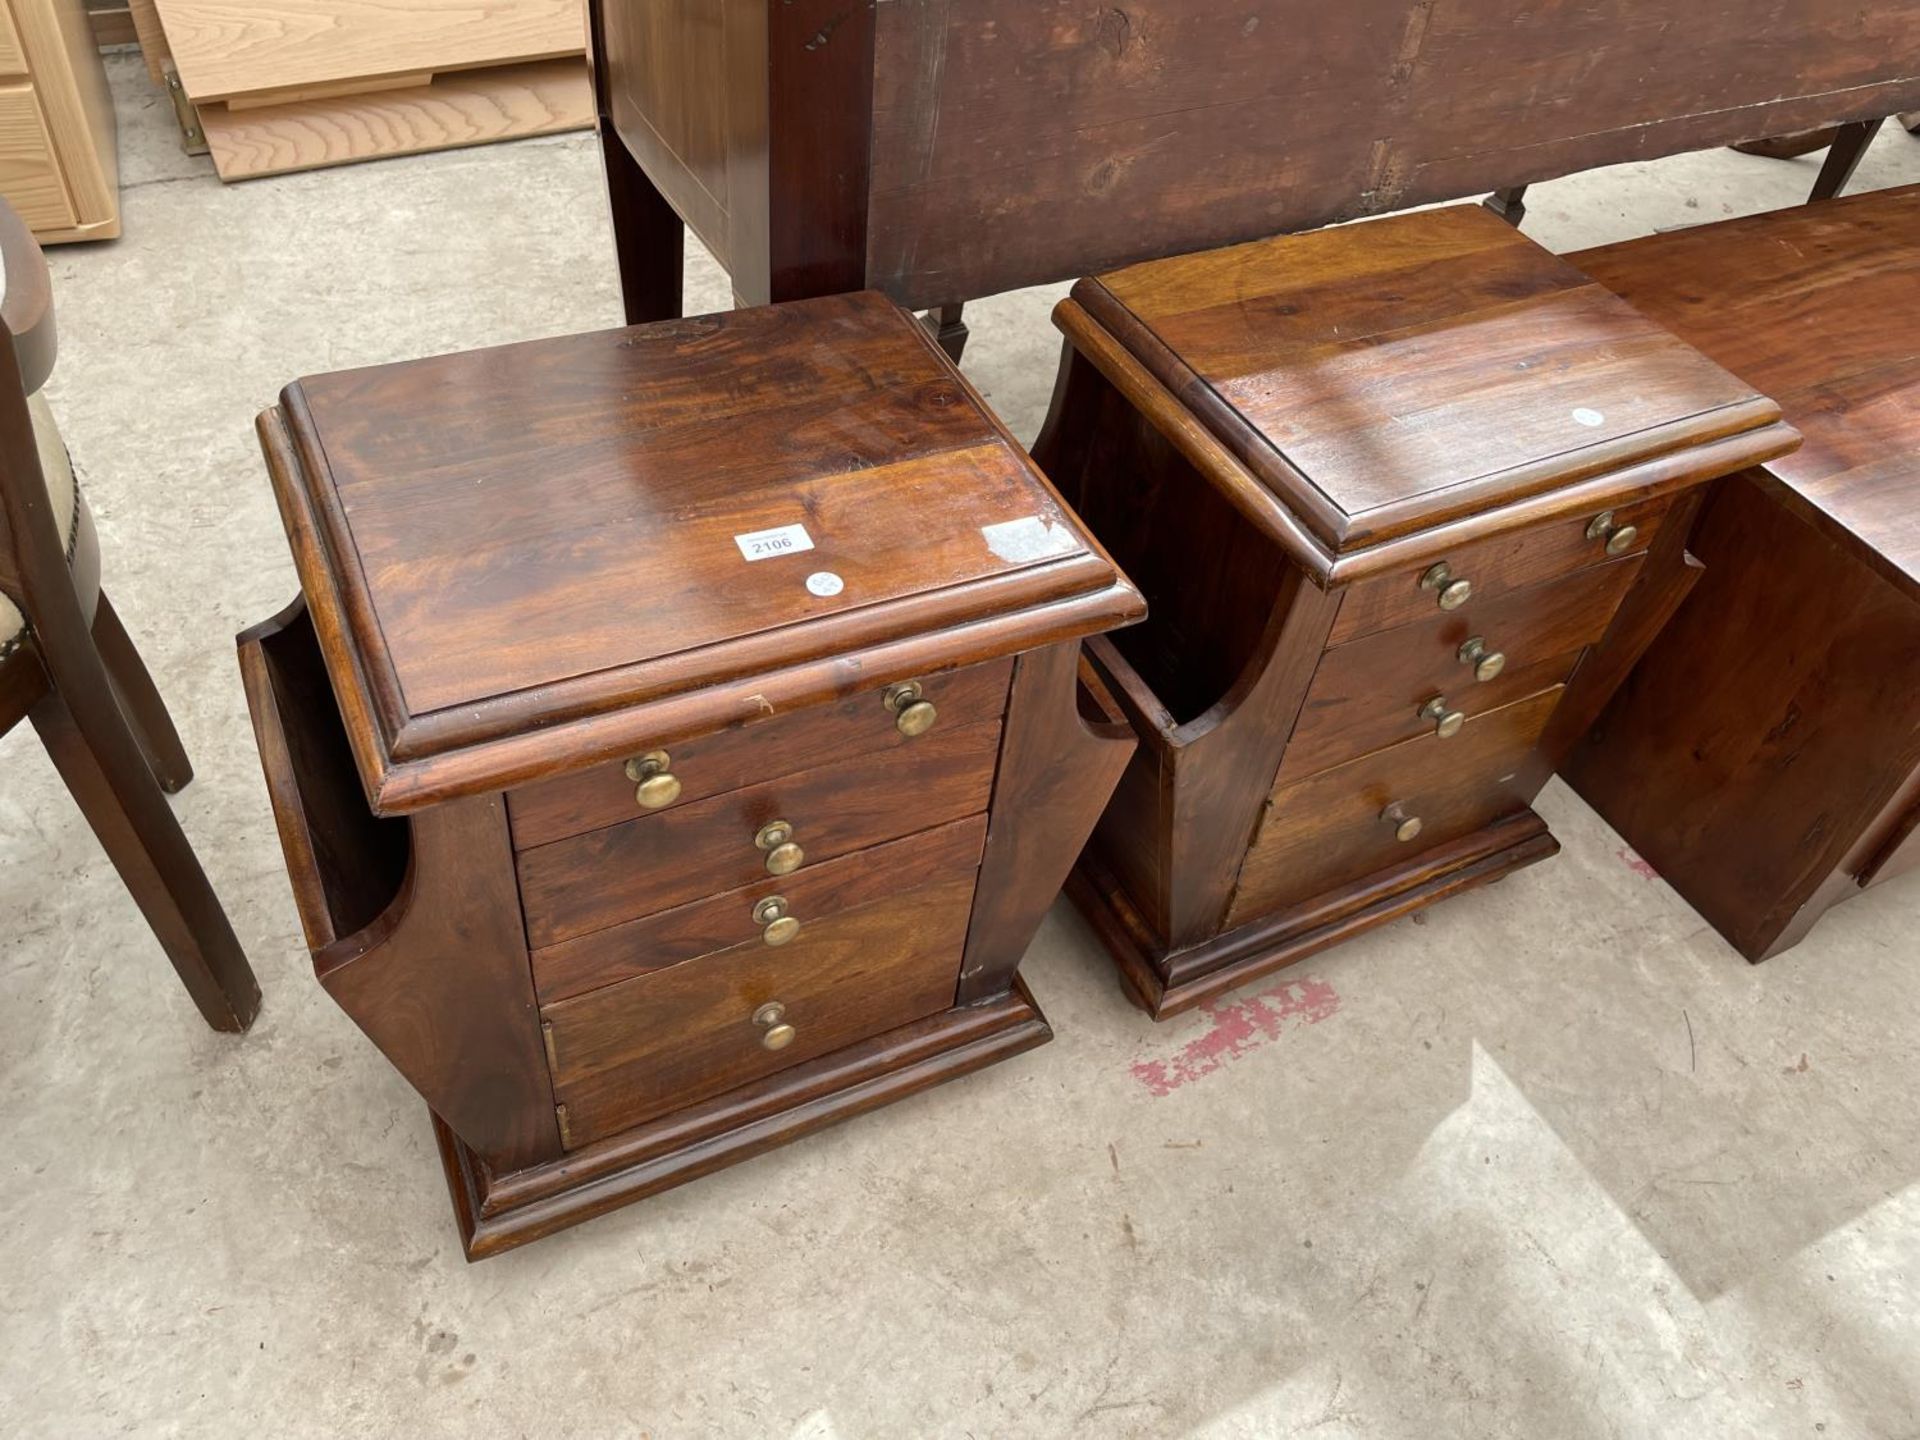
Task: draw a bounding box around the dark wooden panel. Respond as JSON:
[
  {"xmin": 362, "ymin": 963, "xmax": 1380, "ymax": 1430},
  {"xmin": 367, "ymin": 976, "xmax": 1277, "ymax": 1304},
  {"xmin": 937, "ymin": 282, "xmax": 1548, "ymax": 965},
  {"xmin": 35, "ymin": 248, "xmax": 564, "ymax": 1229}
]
[
  {"xmin": 532, "ymin": 812, "xmax": 987, "ymax": 1003},
  {"xmin": 1230, "ymin": 686, "xmax": 1562, "ymax": 925},
  {"xmin": 1571, "ymin": 185, "xmax": 1920, "ymax": 604},
  {"xmin": 1284, "ymin": 556, "xmax": 1641, "ymax": 779},
  {"xmin": 518, "ymin": 715, "xmax": 1001, "ymax": 946},
  {"xmin": 865, "ymin": 0, "xmax": 1920, "ymax": 305},
  {"xmin": 507, "ymin": 657, "xmax": 1010, "ymax": 848},
  {"xmin": 1563, "ymin": 474, "xmax": 1920, "ymax": 961},
  {"xmin": 956, "ymin": 644, "xmax": 1137, "ymax": 1004},
  {"xmin": 546, "ymin": 875, "xmax": 976, "ymax": 1147}
]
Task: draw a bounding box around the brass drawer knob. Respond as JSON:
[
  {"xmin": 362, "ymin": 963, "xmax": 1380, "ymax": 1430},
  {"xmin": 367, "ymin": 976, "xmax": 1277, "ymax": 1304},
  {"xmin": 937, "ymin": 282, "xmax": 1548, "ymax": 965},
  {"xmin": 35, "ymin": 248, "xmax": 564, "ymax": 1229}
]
[
  {"xmin": 1585, "ymin": 510, "xmax": 1640, "ymax": 556},
  {"xmin": 1418, "ymin": 696, "xmax": 1466, "ymax": 739},
  {"xmin": 883, "ymin": 680, "xmax": 938, "ymax": 737},
  {"xmin": 755, "ymin": 819, "xmax": 806, "ymax": 876},
  {"xmin": 1420, "ymin": 561, "xmax": 1472, "ymax": 611},
  {"xmin": 753, "ymin": 1001, "xmax": 795, "ymax": 1051},
  {"xmin": 1381, "ymin": 802, "xmax": 1424, "ymax": 843},
  {"xmin": 1457, "ymin": 636, "xmax": 1506, "ymax": 682},
  {"xmin": 624, "ymin": 751, "xmax": 682, "ymax": 809},
  {"xmin": 752, "ymin": 895, "xmax": 802, "ymax": 946}
]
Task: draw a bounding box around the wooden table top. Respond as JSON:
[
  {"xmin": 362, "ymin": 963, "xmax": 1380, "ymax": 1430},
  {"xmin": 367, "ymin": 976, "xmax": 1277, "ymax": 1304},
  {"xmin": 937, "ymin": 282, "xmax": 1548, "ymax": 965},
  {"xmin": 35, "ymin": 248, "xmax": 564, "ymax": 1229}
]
[
  {"xmin": 261, "ymin": 291, "xmax": 1141, "ymax": 811},
  {"xmin": 1571, "ymin": 186, "xmax": 1920, "ymax": 600},
  {"xmin": 1077, "ymin": 205, "xmax": 1780, "ymax": 556}
]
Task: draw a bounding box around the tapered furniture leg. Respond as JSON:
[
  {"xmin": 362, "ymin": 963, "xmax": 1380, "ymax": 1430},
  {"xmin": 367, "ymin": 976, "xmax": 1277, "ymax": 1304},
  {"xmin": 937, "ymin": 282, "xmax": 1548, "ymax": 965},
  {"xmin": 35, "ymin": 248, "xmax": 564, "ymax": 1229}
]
[
  {"xmin": 1810, "ymin": 118, "xmax": 1883, "ymax": 201},
  {"xmin": 91, "ymin": 589, "xmax": 192, "ymax": 792},
  {"xmin": 28, "ymin": 662, "xmax": 260, "ymax": 1033},
  {"xmin": 599, "ymin": 123, "xmax": 683, "ymax": 325},
  {"xmin": 1484, "ymin": 186, "xmax": 1529, "ymax": 225},
  {"xmin": 923, "ymin": 303, "xmax": 970, "ymax": 363}
]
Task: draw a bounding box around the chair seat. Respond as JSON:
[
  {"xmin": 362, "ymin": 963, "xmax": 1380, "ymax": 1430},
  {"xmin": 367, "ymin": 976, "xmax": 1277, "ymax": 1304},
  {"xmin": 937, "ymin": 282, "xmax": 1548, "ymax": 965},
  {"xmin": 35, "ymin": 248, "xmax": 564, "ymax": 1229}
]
[{"xmin": 0, "ymin": 389, "xmax": 78, "ymax": 658}]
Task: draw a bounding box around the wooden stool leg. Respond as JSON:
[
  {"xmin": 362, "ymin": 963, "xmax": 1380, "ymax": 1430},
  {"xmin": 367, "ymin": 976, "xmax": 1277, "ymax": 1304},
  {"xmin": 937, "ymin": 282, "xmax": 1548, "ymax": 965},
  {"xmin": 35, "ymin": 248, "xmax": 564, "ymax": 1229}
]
[
  {"xmin": 28, "ymin": 667, "xmax": 260, "ymax": 1033},
  {"xmin": 599, "ymin": 124, "xmax": 684, "ymax": 325},
  {"xmin": 1810, "ymin": 118, "xmax": 1884, "ymax": 201},
  {"xmin": 91, "ymin": 589, "xmax": 192, "ymax": 793}
]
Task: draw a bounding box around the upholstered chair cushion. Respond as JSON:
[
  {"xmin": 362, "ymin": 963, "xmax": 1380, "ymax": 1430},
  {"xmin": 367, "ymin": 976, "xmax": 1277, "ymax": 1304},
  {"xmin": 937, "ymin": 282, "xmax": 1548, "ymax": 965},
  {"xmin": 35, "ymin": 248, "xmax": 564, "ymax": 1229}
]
[{"xmin": 0, "ymin": 389, "xmax": 80, "ymax": 657}]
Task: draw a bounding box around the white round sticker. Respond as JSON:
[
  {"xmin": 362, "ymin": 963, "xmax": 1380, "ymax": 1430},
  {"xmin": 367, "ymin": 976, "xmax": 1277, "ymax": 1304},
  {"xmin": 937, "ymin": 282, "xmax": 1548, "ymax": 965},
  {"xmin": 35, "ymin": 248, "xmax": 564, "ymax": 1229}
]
[
  {"xmin": 805, "ymin": 571, "xmax": 844, "ymax": 597},
  {"xmin": 1571, "ymin": 407, "xmax": 1606, "ymax": 428}
]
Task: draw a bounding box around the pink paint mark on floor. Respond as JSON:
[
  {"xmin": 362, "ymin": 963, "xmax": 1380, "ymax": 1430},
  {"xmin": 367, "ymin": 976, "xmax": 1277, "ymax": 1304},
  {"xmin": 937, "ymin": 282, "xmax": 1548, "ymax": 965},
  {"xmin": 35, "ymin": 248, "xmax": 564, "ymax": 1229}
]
[
  {"xmin": 1130, "ymin": 978, "xmax": 1341, "ymax": 1097},
  {"xmin": 1619, "ymin": 846, "xmax": 1660, "ymax": 881}
]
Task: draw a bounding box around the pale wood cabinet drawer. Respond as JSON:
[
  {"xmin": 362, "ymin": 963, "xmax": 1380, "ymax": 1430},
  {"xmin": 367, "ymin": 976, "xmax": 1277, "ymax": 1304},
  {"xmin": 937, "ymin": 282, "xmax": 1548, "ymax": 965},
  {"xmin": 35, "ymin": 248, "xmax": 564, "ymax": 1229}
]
[
  {"xmin": 516, "ymin": 716, "xmax": 1003, "ymax": 948},
  {"xmin": 1229, "ymin": 686, "xmax": 1562, "ymax": 925},
  {"xmin": 544, "ymin": 874, "xmax": 977, "ymax": 1148},
  {"xmin": 0, "ymin": 83, "xmax": 73, "ymax": 231},
  {"xmin": 507, "ymin": 656, "xmax": 1011, "ymax": 849}
]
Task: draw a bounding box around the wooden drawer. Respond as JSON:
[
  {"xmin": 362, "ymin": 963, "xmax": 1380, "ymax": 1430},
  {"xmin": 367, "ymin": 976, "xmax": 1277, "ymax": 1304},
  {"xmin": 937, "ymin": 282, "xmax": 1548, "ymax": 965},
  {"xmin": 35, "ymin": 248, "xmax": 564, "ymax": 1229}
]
[
  {"xmin": 517, "ymin": 716, "xmax": 1003, "ymax": 947},
  {"xmin": 0, "ymin": 84, "xmax": 74, "ymax": 232},
  {"xmin": 1230, "ymin": 686, "xmax": 1562, "ymax": 924},
  {"xmin": 1282, "ymin": 556, "xmax": 1640, "ymax": 781},
  {"xmin": 544, "ymin": 874, "xmax": 978, "ymax": 1148},
  {"xmin": 532, "ymin": 812, "xmax": 989, "ymax": 1003},
  {"xmin": 1327, "ymin": 495, "xmax": 1672, "ymax": 646},
  {"xmin": 507, "ymin": 657, "xmax": 1012, "ymax": 849}
]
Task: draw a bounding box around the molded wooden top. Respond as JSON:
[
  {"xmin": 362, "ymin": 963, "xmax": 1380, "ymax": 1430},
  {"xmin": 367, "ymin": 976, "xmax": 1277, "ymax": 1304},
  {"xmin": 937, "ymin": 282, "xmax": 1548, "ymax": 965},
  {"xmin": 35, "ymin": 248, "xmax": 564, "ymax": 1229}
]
[
  {"xmin": 261, "ymin": 292, "xmax": 1141, "ymax": 812},
  {"xmin": 1570, "ymin": 185, "xmax": 1920, "ymax": 602},
  {"xmin": 1073, "ymin": 205, "xmax": 1792, "ymax": 561}
]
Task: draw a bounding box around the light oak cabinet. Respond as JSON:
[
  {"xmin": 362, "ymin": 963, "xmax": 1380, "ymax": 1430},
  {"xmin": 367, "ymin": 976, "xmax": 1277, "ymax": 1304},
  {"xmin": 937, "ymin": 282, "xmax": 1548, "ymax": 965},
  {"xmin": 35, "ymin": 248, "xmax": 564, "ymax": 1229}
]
[{"xmin": 0, "ymin": 0, "xmax": 116, "ymax": 242}]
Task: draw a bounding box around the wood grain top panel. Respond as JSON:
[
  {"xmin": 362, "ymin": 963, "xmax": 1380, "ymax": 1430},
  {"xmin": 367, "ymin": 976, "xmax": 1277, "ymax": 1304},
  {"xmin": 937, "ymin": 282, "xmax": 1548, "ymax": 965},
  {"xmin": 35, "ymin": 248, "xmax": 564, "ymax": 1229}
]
[
  {"xmin": 1570, "ymin": 185, "xmax": 1920, "ymax": 596},
  {"xmin": 1080, "ymin": 205, "xmax": 1774, "ymax": 553},
  {"xmin": 263, "ymin": 292, "xmax": 1140, "ymax": 811}
]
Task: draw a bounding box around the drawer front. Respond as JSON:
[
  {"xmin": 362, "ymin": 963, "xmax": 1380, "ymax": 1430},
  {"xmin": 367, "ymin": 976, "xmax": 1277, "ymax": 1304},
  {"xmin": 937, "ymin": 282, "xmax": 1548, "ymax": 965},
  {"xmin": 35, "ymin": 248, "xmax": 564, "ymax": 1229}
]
[
  {"xmin": 1328, "ymin": 495, "xmax": 1671, "ymax": 646},
  {"xmin": 532, "ymin": 812, "xmax": 989, "ymax": 1003},
  {"xmin": 1230, "ymin": 686, "xmax": 1562, "ymax": 924},
  {"xmin": 544, "ymin": 874, "xmax": 977, "ymax": 1148},
  {"xmin": 0, "ymin": 85, "xmax": 75, "ymax": 233},
  {"xmin": 507, "ymin": 658, "xmax": 1012, "ymax": 849},
  {"xmin": 1283, "ymin": 556, "xmax": 1640, "ymax": 781},
  {"xmin": 517, "ymin": 717, "xmax": 1003, "ymax": 948}
]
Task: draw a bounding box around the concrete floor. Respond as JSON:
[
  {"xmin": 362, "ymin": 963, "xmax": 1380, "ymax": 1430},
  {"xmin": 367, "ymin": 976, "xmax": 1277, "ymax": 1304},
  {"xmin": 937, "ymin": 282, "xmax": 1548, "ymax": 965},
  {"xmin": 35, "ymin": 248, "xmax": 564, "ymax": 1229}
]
[{"xmin": 2, "ymin": 54, "xmax": 1918, "ymax": 1438}]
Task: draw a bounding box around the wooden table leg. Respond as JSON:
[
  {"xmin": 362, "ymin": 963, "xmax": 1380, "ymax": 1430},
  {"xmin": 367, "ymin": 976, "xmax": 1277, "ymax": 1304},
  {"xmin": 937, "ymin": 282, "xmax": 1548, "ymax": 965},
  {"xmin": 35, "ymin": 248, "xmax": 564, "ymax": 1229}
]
[
  {"xmin": 1810, "ymin": 118, "xmax": 1884, "ymax": 201},
  {"xmin": 599, "ymin": 123, "xmax": 683, "ymax": 325}
]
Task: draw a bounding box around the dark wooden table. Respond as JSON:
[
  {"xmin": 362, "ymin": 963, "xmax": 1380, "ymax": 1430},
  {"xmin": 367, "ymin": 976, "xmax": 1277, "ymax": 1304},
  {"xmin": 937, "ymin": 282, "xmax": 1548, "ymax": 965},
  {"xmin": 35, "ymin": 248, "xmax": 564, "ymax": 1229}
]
[{"xmin": 590, "ymin": 0, "xmax": 1920, "ymax": 339}]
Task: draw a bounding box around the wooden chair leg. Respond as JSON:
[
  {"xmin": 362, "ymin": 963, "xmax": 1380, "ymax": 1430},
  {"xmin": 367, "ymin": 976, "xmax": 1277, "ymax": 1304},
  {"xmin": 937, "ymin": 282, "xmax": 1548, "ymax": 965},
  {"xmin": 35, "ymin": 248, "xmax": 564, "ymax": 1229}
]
[
  {"xmin": 28, "ymin": 663, "xmax": 260, "ymax": 1033},
  {"xmin": 1810, "ymin": 118, "xmax": 1884, "ymax": 201},
  {"xmin": 91, "ymin": 588, "xmax": 192, "ymax": 792}
]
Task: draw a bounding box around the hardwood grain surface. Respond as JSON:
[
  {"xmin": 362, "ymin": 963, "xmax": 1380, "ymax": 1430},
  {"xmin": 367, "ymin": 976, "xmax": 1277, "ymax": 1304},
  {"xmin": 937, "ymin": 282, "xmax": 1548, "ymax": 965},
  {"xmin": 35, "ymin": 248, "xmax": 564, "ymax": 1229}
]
[
  {"xmin": 860, "ymin": 0, "xmax": 1920, "ymax": 305},
  {"xmin": 1079, "ymin": 206, "xmax": 1774, "ymax": 554},
  {"xmin": 155, "ymin": 0, "xmax": 584, "ymax": 103},
  {"xmin": 262, "ymin": 292, "xmax": 1139, "ymax": 811},
  {"xmin": 1571, "ymin": 185, "xmax": 1920, "ymax": 601}
]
